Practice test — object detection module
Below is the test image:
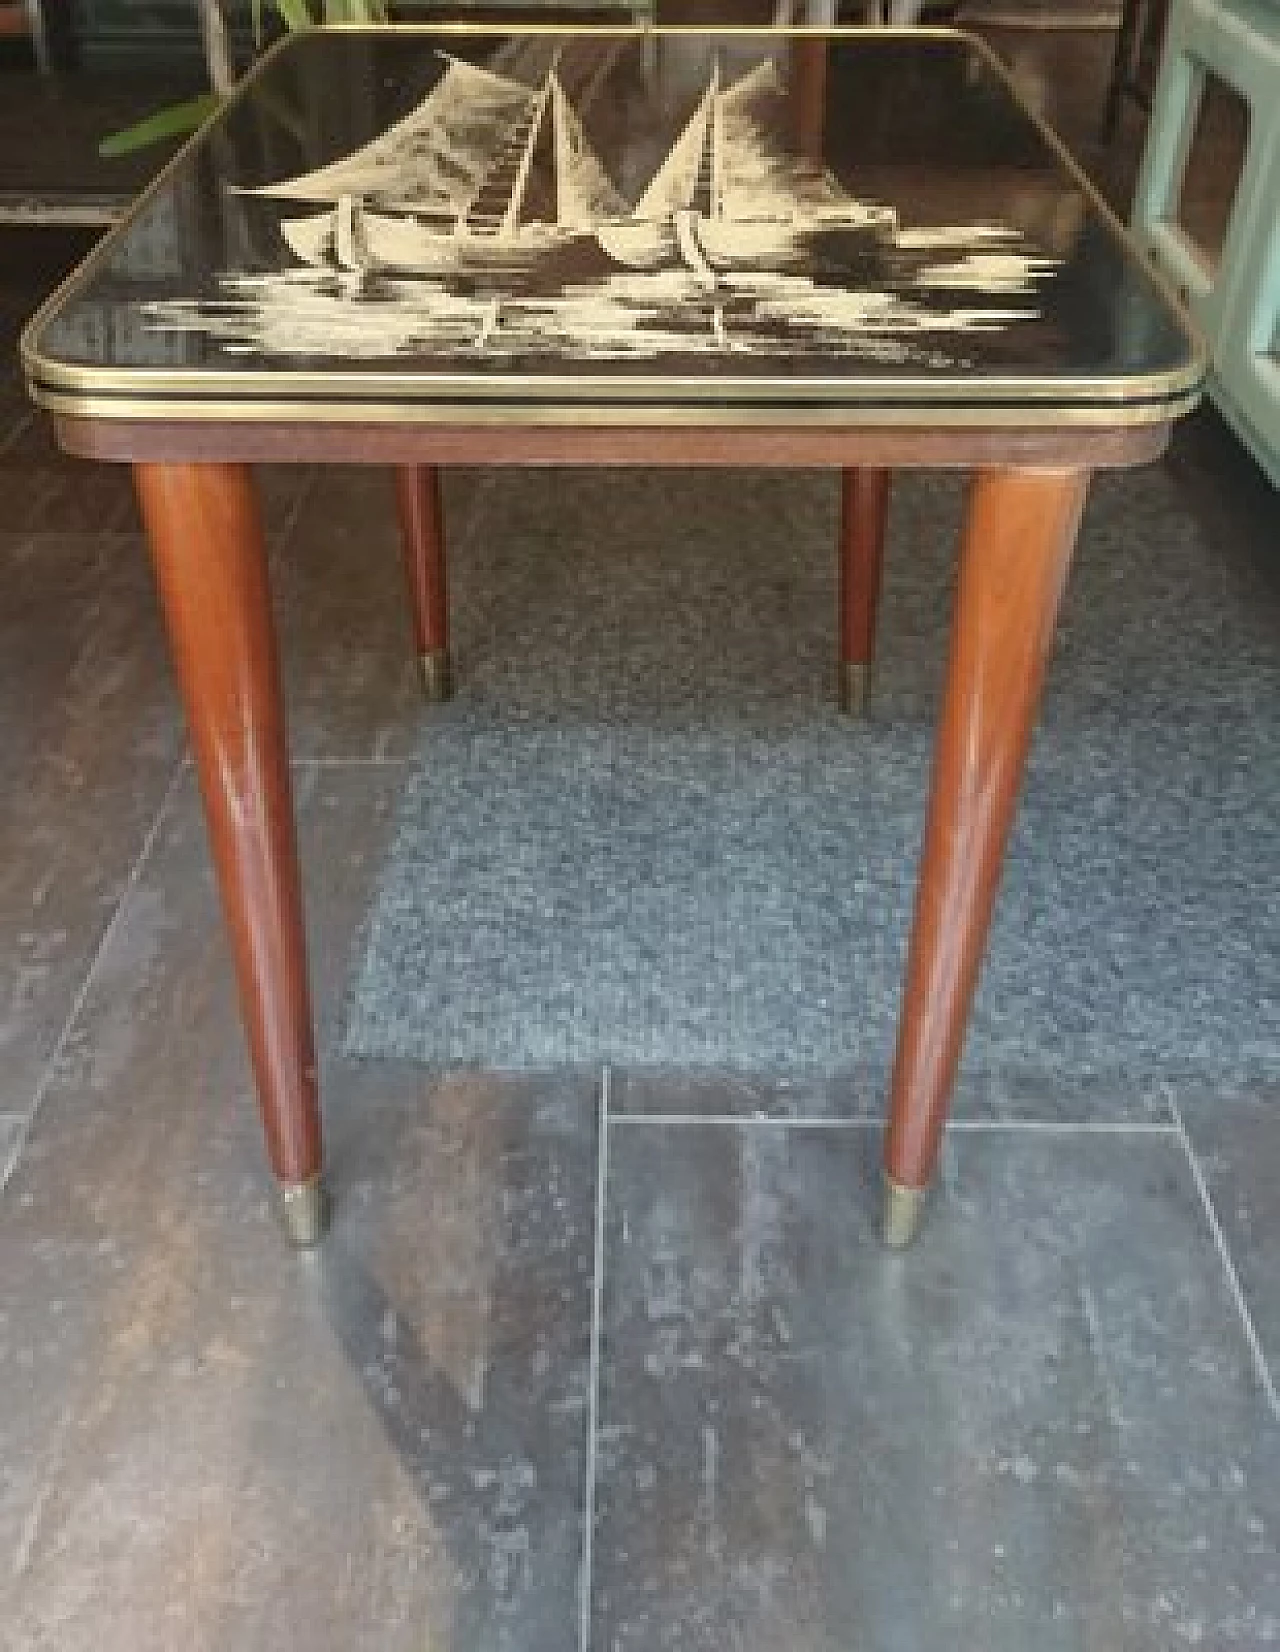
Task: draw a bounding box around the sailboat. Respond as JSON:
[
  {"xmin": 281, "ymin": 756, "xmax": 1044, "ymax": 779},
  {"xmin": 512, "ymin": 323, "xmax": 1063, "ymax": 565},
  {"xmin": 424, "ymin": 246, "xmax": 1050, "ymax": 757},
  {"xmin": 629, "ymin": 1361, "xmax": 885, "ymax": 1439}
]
[
  {"xmin": 251, "ymin": 50, "xmax": 898, "ymax": 287},
  {"xmin": 246, "ymin": 52, "xmax": 627, "ymax": 277},
  {"xmin": 596, "ymin": 59, "xmax": 898, "ymax": 284}
]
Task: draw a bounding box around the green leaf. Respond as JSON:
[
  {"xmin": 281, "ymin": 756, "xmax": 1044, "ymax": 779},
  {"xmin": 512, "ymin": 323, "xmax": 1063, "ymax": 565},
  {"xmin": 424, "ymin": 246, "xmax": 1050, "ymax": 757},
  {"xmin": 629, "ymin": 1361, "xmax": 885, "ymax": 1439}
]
[
  {"xmin": 321, "ymin": 0, "xmax": 386, "ymax": 20},
  {"xmin": 98, "ymin": 93, "xmax": 225, "ymax": 158},
  {"xmin": 274, "ymin": 0, "xmax": 314, "ymax": 28}
]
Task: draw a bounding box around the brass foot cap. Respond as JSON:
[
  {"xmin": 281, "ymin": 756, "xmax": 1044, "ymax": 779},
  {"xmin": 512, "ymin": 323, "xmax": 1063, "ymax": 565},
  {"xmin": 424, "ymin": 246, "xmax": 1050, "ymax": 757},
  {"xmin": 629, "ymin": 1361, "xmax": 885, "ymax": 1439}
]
[
  {"xmin": 838, "ymin": 660, "xmax": 871, "ymax": 716},
  {"xmin": 277, "ymin": 1177, "xmax": 330, "ymax": 1249},
  {"xmin": 882, "ymin": 1175, "xmax": 928, "ymax": 1250},
  {"xmin": 417, "ymin": 649, "xmax": 453, "ymax": 702}
]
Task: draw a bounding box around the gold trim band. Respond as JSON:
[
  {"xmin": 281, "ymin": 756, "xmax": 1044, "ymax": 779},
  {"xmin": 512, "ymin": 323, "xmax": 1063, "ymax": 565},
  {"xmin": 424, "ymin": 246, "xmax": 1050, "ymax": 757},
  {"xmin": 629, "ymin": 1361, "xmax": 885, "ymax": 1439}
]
[
  {"xmin": 23, "ymin": 357, "xmax": 1207, "ymax": 408},
  {"xmin": 29, "ymin": 385, "xmax": 1202, "ymax": 429}
]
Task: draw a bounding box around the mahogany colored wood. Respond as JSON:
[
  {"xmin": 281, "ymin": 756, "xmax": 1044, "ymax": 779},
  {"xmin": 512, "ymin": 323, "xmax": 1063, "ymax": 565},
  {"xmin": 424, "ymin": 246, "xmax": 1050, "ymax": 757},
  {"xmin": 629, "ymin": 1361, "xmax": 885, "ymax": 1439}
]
[
  {"xmin": 52, "ymin": 413, "xmax": 1172, "ymax": 473},
  {"xmin": 114, "ymin": 439, "xmax": 1131, "ymax": 1219},
  {"xmin": 132, "ymin": 461, "xmax": 321, "ymax": 1188},
  {"xmin": 884, "ymin": 466, "xmax": 1090, "ymax": 1191},
  {"xmin": 394, "ymin": 464, "xmax": 448, "ymax": 658},
  {"xmin": 839, "ymin": 466, "xmax": 892, "ymax": 670}
]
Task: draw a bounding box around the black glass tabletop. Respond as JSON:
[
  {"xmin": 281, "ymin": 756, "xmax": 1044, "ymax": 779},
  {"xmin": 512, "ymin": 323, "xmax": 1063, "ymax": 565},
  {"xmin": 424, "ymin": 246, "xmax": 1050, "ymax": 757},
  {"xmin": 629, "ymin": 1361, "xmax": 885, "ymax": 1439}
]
[{"xmin": 22, "ymin": 27, "xmax": 1203, "ymax": 425}]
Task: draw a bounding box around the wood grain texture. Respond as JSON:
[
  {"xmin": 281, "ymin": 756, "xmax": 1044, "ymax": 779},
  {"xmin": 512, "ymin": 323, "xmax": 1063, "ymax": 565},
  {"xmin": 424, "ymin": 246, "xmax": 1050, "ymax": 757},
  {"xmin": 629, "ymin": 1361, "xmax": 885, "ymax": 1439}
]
[
  {"xmin": 394, "ymin": 464, "xmax": 448, "ymax": 657},
  {"xmin": 839, "ymin": 466, "xmax": 891, "ymax": 668},
  {"xmin": 884, "ymin": 466, "xmax": 1090, "ymax": 1190},
  {"xmin": 133, "ymin": 461, "xmax": 321, "ymax": 1187},
  {"xmin": 55, "ymin": 415, "xmax": 1171, "ymax": 471}
]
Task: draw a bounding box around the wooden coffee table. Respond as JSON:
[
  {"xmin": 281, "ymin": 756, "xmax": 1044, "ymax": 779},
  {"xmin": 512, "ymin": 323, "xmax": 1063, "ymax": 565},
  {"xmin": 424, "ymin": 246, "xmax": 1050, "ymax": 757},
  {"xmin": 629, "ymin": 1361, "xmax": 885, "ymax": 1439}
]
[{"xmin": 21, "ymin": 25, "xmax": 1202, "ymax": 1248}]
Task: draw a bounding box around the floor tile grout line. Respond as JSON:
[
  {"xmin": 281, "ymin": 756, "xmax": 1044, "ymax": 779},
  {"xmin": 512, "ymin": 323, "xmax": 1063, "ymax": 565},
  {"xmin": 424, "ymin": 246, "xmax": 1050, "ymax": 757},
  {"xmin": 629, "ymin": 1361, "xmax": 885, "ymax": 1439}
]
[
  {"xmin": 947, "ymin": 1118, "xmax": 1178, "ymax": 1133},
  {"xmin": 289, "ymin": 756, "xmax": 415, "ymax": 768},
  {"xmin": 0, "ymin": 1119, "xmax": 25, "ymax": 1195},
  {"xmin": 607, "ymin": 1114, "xmax": 881, "ymax": 1128},
  {"xmin": 579, "ymin": 1063, "xmax": 611, "ymax": 1652},
  {"xmin": 1170, "ymin": 1099, "xmax": 1280, "ymax": 1424},
  {"xmin": 1, "ymin": 756, "xmax": 188, "ymax": 1194},
  {"xmin": 607, "ymin": 1113, "xmax": 1180, "ymax": 1132}
]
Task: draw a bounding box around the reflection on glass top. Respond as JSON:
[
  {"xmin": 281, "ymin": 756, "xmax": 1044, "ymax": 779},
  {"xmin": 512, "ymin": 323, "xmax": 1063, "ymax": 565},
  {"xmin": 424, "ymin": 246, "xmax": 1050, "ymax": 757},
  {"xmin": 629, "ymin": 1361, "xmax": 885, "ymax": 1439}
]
[{"xmin": 25, "ymin": 28, "xmax": 1201, "ymax": 410}]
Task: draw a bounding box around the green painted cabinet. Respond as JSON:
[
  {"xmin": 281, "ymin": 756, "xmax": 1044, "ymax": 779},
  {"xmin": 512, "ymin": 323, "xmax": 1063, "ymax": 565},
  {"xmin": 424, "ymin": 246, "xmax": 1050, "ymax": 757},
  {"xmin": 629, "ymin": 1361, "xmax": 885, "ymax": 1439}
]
[{"xmin": 1132, "ymin": 0, "xmax": 1280, "ymax": 488}]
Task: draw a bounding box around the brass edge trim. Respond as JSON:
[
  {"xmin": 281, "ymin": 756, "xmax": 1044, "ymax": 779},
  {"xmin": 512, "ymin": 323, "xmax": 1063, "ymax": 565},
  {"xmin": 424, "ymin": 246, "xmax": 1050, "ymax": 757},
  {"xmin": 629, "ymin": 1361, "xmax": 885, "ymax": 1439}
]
[
  {"xmin": 276, "ymin": 1174, "xmax": 330, "ymax": 1249},
  {"xmin": 31, "ymin": 384, "xmax": 1200, "ymax": 427},
  {"xmin": 25, "ymin": 354, "xmax": 1208, "ymax": 404},
  {"xmin": 268, "ymin": 22, "xmax": 979, "ymax": 33},
  {"xmin": 20, "ymin": 26, "xmax": 1205, "ymax": 409},
  {"xmin": 882, "ymin": 1173, "xmax": 928, "ymax": 1250},
  {"xmin": 838, "ymin": 660, "xmax": 872, "ymax": 716},
  {"xmin": 417, "ymin": 648, "xmax": 453, "ymax": 702}
]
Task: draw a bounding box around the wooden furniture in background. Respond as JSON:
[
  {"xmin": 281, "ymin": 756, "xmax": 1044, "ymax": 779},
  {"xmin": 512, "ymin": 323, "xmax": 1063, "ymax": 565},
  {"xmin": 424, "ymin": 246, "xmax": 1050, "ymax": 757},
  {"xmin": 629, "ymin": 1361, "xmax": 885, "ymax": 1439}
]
[
  {"xmin": 1103, "ymin": 0, "xmax": 1170, "ymax": 136},
  {"xmin": 0, "ymin": 0, "xmax": 49, "ymax": 70}
]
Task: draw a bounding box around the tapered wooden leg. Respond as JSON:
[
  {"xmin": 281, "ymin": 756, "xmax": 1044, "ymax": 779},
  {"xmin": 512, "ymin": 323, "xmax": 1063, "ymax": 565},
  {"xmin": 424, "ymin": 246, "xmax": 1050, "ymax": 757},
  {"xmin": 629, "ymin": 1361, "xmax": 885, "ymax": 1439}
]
[
  {"xmin": 838, "ymin": 466, "xmax": 891, "ymax": 714},
  {"xmin": 394, "ymin": 464, "xmax": 452, "ymax": 701},
  {"xmin": 133, "ymin": 462, "xmax": 326, "ymax": 1247},
  {"xmin": 882, "ymin": 466, "xmax": 1089, "ymax": 1246}
]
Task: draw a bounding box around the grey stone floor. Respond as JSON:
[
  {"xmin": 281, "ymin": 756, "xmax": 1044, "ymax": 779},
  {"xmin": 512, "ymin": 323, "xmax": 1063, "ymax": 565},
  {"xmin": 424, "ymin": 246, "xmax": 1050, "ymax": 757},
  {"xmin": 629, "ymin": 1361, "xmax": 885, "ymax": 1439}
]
[
  {"xmin": 2, "ymin": 47, "xmax": 1279, "ymax": 1645},
  {"xmin": 2, "ymin": 348, "xmax": 1279, "ymax": 1650}
]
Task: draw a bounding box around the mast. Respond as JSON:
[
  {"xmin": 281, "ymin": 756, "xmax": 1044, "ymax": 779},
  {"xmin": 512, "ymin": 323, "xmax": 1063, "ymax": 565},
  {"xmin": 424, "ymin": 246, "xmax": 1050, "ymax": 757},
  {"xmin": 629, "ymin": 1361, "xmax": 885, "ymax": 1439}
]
[
  {"xmin": 461, "ymin": 47, "xmax": 563, "ymax": 237},
  {"xmin": 686, "ymin": 58, "xmax": 720, "ymax": 221},
  {"xmin": 502, "ymin": 69, "xmax": 555, "ymax": 235},
  {"xmin": 633, "ymin": 79, "xmax": 715, "ymax": 221},
  {"xmin": 709, "ymin": 56, "xmax": 724, "ymax": 222},
  {"xmin": 553, "ymin": 77, "xmax": 574, "ymax": 227}
]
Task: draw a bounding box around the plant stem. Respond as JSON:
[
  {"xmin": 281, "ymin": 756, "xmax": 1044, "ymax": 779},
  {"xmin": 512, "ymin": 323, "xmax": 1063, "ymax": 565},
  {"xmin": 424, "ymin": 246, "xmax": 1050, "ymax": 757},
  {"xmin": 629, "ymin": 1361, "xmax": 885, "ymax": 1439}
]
[{"xmin": 196, "ymin": 0, "xmax": 235, "ymax": 94}]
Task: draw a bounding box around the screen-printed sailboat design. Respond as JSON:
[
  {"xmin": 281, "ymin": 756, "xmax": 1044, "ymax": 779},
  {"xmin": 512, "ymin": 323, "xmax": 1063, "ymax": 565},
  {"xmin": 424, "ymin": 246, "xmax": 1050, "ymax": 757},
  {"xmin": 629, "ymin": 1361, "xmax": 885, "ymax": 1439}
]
[
  {"xmin": 249, "ymin": 51, "xmax": 898, "ymax": 286},
  {"xmin": 246, "ymin": 52, "xmax": 627, "ymax": 276},
  {"xmin": 143, "ymin": 42, "xmax": 1060, "ymax": 364},
  {"xmin": 597, "ymin": 59, "xmax": 896, "ymax": 282}
]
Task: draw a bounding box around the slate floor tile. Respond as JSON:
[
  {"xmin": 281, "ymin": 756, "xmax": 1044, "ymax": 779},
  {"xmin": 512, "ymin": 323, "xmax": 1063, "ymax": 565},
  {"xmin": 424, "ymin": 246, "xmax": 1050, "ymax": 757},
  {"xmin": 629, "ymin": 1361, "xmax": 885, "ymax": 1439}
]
[
  {"xmin": 0, "ymin": 428, "xmax": 310, "ymax": 537},
  {"xmin": 610, "ymin": 1065, "xmax": 1175, "ymax": 1125},
  {"xmin": 0, "ymin": 529, "xmax": 183, "ymax": 1115},
  {"xmin": 593, "ymin": 1121, "xmax": 1280, "ymax": 1652},
  {"xmin": 1179, "ymin": 1097, "xmax": 1280, "ymax": 1380},
  {"xmin": 0, "ymin": 456, "xmax": 138, "ymax": 534},
  {"xmin": 0, "ymin": 1113, "xmax": 22, "ymax": 1190},
  {"xmin": 0, "ymin": 770, "xmax": 596, "ymax": 1652}
]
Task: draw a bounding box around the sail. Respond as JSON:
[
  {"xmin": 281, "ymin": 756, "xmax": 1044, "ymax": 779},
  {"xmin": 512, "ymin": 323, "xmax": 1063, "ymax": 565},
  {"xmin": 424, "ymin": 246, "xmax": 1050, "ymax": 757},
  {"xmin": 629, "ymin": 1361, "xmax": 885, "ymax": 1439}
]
[
  {"xmin": 244, "ymin": 55, "xmax": 536, "ymax": 216},
  {"xmin": 633, "ymin": 81, "xmax": 716, "ymax": 221},
  {"xmin": 461, "ymin": 73, "xmax": 553, "ymax": 233},
  {"xmin": 552, "ymin": 77, "xmax": 626, "ymax": 228},
  {"xmin": 693, "ymin": 60, "xmax": 721, "ymax": 220},
  {"xmin": 715, "ymin": 59, "xmax": 854, "ymax": 221}
]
